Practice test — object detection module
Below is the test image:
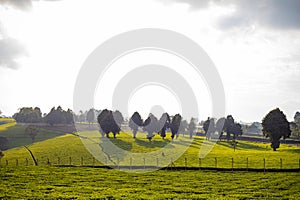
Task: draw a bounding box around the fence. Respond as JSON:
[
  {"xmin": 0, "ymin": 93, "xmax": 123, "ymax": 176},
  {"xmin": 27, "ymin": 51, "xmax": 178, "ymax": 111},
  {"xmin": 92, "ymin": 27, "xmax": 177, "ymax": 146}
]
[{"xmin": 0, "ymin": 156, "xmax": 299, "ymax": 172}]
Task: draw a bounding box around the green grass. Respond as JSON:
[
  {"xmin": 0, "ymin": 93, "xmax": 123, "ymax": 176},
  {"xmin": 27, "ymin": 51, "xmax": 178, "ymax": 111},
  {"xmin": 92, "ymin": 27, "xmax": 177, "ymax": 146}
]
[
  {"xmin": 0, "ymin": 122, "xmax": 64, "ymax": 149},
  {"xmin": 0, "ymin": 167, "xmax": 299, "ymax": 199},
  {"xmin": 1, "ymin": 131, "xmax": 299, "ymax": 169}
]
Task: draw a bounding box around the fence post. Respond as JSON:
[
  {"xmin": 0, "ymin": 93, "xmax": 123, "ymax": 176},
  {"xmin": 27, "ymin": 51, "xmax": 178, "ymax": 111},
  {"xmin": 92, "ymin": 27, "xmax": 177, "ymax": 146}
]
[
  {"xmin": 47, "ymin": 158, "xmax": 50, "ymax": 166},
  {"xmin": 69, "ymin": 157, "xmax": 72, "ymax": 165},
  {"xmin": 143, "ymin": 158, "xmax": 146, "ymax": 169},
  {"xmin": 185, "ymin": 157, "xmax": 187, "ymax": 170},
  {"xmin": 263, "ymin": 158, "xmax": 266, "ymax": 172},
  {"xmin": 298, "ymin": 159, "xmax": 300, "ymax": 171},
  {"xmin": 6, "ymin": 159, "xmax": 8, "ymax": 166},
  {"xmin": 171, "ymin": 158, "xmax": 173, "ymax": 170},
  {"xmin": 16, "ymin": 159, "xmax": 18, "ymax": 166},
  {"xmin": 246, "ymin": 158, "xmax": 248, "ymax": 171},
  {"xmin": 81, "ymin": 157, "xmax": 84, "ymax": 166},
  {"xmin": 215, "ymin": 157, "xmax": 217, "ymax": 168},
  {"xmin": 231, "ymin": 158, "xmax": 234, "ymax": 171},
  {"xmin": 280, "ymin": 158, "xmax": 282, "ymax": 170},
  {"xmin": 25, "ymin": 158, "xmax": 28, "ymax": 166},
  {"xmin": 58, "ymin": 157, "xmax": 60, "ymax": 165}
]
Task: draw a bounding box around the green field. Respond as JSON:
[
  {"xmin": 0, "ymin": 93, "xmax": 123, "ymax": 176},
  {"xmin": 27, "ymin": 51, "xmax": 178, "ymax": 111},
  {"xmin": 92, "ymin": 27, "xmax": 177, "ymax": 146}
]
[
  {"xmin": 0, "ymin": 167, "xmax": 299, "ymax": 199},
  {"xmin": 1, "ymin": 121, "xmax": 300, "ymax": 199}
]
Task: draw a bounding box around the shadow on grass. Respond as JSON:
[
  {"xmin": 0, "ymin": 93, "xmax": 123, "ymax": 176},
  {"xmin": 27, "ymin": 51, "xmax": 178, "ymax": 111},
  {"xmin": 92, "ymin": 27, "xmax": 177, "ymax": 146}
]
[
  {"xmin": 108, "ymin": 137, "xmax": 133, "ymax": 151},
  {"xmin": 135, "ymin": 138, "xmax": 174, "ymax": 149},
  {"xmin": 217, "ymin": 140, "xmax": 266, "ymax": 150},
  {"xmin": 0, "ymin": 125, "xmax": 64, "ymax": 150}
]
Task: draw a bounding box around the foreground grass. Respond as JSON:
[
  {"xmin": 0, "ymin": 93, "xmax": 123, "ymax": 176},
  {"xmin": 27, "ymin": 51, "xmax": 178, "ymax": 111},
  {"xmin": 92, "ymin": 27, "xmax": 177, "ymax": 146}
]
[{"xmin": 0, "ymin": 166, "xmax": 299, "ymax": 199}]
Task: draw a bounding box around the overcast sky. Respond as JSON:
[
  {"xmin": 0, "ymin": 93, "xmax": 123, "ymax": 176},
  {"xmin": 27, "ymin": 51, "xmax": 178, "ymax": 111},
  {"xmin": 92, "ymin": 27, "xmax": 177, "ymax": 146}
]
[{"xmin": 0, "ymin": 0, "xmax": 299, "ymax": 122}]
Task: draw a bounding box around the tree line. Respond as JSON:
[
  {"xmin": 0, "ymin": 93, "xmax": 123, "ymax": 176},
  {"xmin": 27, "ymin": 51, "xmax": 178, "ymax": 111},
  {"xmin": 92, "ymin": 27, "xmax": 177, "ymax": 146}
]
[{"xmin": 7, "ymin": 106, "xmax": 297, "ymax": 151}]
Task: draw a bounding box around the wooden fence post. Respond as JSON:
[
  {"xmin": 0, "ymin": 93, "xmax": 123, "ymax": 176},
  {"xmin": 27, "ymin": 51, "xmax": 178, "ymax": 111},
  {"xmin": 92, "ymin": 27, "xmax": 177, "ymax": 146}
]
[
  {"xmin": 16, "ymin": 159, "xmax": 18, "ymax": 166},
  {"xmin": 81, "ymin": 157, "xmax": 83, "ymax": 166},
  {"xmin": 47, "ymin": 158, "xmax": 50, "ymax": 166},
  {"xmin": 69, "ymin": 157, "xmax": 72, "ymax": 165},
  {"xmin": 25, "ymin": 158, "xmax": 28, "ymax": 166},
  {"xmin": 5, "ymin": 159, "xmax": 8, "ymax": 166}
]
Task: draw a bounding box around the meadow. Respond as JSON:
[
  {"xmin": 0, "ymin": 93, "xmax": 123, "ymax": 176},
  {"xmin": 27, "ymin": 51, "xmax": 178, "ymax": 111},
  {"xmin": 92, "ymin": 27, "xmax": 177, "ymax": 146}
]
[{"xmin": 0, "ymin": 120, "xmax": 300, "ymax": 199}]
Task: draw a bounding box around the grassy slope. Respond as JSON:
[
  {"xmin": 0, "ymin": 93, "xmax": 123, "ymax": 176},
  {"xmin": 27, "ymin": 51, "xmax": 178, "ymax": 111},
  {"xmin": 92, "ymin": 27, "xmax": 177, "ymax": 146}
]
[
  {"xmin": 0, "ymin": 167, "xmax": 299, "ymax": 199},
  {"xmin": 2, "ymin": 131, "xmax": 299, "ymax": 169},
  {"xmin": 0, "ymin": 119, "xmax": 64, "ymax": 149}
]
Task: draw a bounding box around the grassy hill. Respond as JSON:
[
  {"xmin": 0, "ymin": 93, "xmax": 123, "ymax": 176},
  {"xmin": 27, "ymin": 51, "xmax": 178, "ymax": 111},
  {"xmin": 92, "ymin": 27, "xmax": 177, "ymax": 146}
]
[
  {"xmin": 1, "ymin": 130, "xmax": 299, "ymax": 169},
  {"xmin": 0, "ymin": 119, "xmax": 64, "ymax": 150}
]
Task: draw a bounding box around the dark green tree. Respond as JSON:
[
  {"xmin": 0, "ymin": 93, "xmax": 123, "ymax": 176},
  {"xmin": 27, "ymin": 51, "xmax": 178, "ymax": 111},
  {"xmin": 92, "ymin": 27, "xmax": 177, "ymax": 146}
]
[
  {"xmin": 158, "ymin": 113, "xmax": 170, "ymax": 139},
  {"xmin": 129, "ymin": 112, "xmax": 143, "ymax": 138},
  {"xmin": 203, "ymin": 117, "xmax": 215, "ymax": 140},
  {"xmin": 143, "ymin": 113, "xmax": 159, "ymax": 141},
  {"xmin": 170, "ymin": 114, "xmax": 182, "ymax": 141},
  {"xmin": 97, "ymin": 109, "xmax": 120, "ymax": 138},
  {"xmin": 216, "ymin": 117, "xmax": 226, "ymax": 140},
  {"xmin": 262, "ymin": 108, "xmax": 291, "ymax": 151},
  {"xmin": 178, "ymin": 119, "xmax": 188, "ymax": 138}
]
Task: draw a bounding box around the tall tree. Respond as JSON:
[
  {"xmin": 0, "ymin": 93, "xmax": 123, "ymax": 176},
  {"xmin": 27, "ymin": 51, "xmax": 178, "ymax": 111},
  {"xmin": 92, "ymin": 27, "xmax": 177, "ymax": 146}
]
[
  {"xmin": 112, "ymin": 110, "xmax": 124, "ymax": 128},
  {"xmin": 170, "ymin": 114, "xmax": 182, "ymax": 141},
  {"xmin": 158, "ymin": 113, "xmax": 170, "ymax": 139},
  {"xmin": 97, "ymin": 109, "xmax": 120, "ymax": 138},
  {"xmin": 262, "ymin": 108, "xmax": 291, "ymax": 151},
  {"xmin": 86, "ymin": 108, "xmax": 95, "ymax": 125},
  {"xmin": 129, "ymin": 112, "xmax": 143, "ymax": 138},
  {"xmin": 13, "ymin": 107, "xmax": 42, "ymax": 123},
  {"xmin": 143, "ymin": 113, "xmax": 159, "ymax": 141},
  {"xmin": 178, "ymin": 119, "xmax": 188, "ymax": 138},
  {"xmin": 188, "ymin": 118, "xmax": 196, "ymax": 139},
  {"xmin": 203, "ymin": 117, "xmax": 215, "ymax": 140},
  {"xmin": 225, "ymin": 115, "xmax": 235, "ymax": 140},
  {"xmin": 216, "ymin": 117, "xmax": 226, "ymax": 140}
]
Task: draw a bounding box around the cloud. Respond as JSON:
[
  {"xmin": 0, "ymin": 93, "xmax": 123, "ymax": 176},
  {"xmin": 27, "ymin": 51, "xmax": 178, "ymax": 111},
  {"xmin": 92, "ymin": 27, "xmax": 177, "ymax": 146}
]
[
  {"xmin": 0, "ymin": 0, "xmax": 61, "ymax": 69},
  {"xmin": 0, "ymin": 37, "xmax": 27, "ymax": 69},
  {"xmin": 162, "ymin": 0, "xmax": 300, "ymax": 30}
]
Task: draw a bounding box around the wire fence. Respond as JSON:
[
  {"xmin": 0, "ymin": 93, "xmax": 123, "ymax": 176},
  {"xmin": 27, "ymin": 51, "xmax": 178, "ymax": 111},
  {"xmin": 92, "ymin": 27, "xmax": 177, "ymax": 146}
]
[{"xmin": 1, "ymin": 156, "xmax": 299, "ymax": 172}]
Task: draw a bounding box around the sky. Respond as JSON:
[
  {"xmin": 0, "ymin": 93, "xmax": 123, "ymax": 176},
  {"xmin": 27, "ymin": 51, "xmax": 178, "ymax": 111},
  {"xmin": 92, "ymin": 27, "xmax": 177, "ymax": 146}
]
[{"xmin": 0, "ymin": 0, "xmax": 299, "ymax": 122}]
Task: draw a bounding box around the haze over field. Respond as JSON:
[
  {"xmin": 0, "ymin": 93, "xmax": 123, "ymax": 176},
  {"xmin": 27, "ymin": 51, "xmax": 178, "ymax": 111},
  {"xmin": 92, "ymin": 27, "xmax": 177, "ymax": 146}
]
[{"xmin": 0, "ymin": 0, "xmax": 299, "ymax": 122}]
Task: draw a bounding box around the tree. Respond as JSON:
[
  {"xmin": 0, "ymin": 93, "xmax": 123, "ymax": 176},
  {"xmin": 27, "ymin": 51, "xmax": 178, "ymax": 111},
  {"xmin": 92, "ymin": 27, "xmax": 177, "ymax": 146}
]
[
  {"xmin": 25, "ymin": 125, "xmax": 39, "ymax": 143},
  {"xmin": 86, "ymin": 108, "xmax": 95, "ymax": 125},
  {"xmin": 216, "ymin": 117, "xmax": 226, "ymax": 140},
  {"xmin": 112, "ymin": 110, "xmax": 124, "ymax": 128},
  {"xmin": 158, "ymin": 113, "xmax": 170, "ymax": 139},
  {"xmin": 203, "ymin": 117, "xmax": 215, "ymax": 140},
  {"xmin": 188, "ymin": 118, "xmax": 196, "ymax": 139},
  {"xmin": 13, "ymin": 107, "xmax": 42, "ymax": 123},
  {"xmin": 129, "ymin": 112, "xmax": 143, "ymax": 138},
  {"xmin": 225, "ymin": 115, "xmax": 235, "ymax": 140},
  {"xmin": 262, "ymin": 108, "xmax": 291, "ymax": 151},
  {"xmin": 169, "ymin": 114, "xmax": 182, "ymax": 141},
  {"xmin": 0, "ymin": 110, "xmax": 2, "ymax": 116},
  {"xmin": 97, "ymin": 109, "xmax": 120, "ymax": 138},
  {"xmin": 0, "ymin": 136, "xmax": 8, "ymax": 150},
  {"xmin": 143, "ymin": 113, "xmax": 159, "ymax": 141},
  {"xmin": 178, "ymin": 119, "xmax": 188, "ymax": 138}
]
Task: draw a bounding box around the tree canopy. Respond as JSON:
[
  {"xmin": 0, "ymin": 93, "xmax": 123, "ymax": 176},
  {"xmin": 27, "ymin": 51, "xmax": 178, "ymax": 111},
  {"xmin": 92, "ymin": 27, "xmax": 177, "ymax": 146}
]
[{"xmin": 262, "ymin": 108, "xmax": 291, "ymax": 151}]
